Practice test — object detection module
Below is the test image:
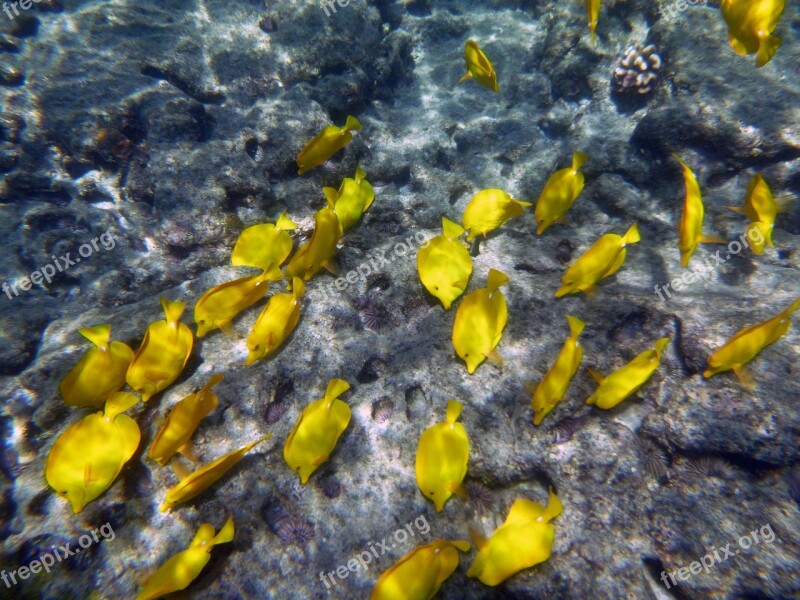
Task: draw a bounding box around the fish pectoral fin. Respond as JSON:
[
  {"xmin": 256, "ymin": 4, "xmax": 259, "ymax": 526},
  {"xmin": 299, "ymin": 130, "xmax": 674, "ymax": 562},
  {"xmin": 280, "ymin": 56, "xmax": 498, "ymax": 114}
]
[
  {"xmin": 311, "ymin": 454, "xmax": 329, "ymax": 466},
  {"xmin": 732, "ymin": 365, "xmax": 755, "ymax": 389},
  {"xmin": 522, "ymin": 380, "xmax": 538, "ymax": 396},
  {"xmin": 725, "ymin": 205, "xmax": 745, "ymax": 214},
  {"xmin": 178, "ymin": 442, "xmax": 199, "ymax": 464},
  {"xmin": 468, "ymin": 524, "xmax": 488, "ymax": 551},
  {"xmin": 323, "ymin": 259, "xmax": 341, "ymax": 276},
  {"xmin": 455, "ymin": 72, "xmax": 473, "ymax": 86},
  {"xmin": 586, "ymin": 367, "xmax": 604, "ymax": 384},
  {"xmin": 169, "ymin": 457, "xmax": 193, "ymax": 482},
  {"xmin": 699, "ymin": 234, "xmax": 726, "ymax": 244},
  {"xmin": 450, "ymin": 483, "xmax": 468, "ymax": 499},
  {"xmin": 218, "ymin": 320, "xmax": 236, "ymax": 339},
  {"xmin": 584, "ymin": 285, "xmax": 598, "ymax": 298},
  {"xmin": 486, "ymin": 349, "xmax": 504, "ymax": 366}
]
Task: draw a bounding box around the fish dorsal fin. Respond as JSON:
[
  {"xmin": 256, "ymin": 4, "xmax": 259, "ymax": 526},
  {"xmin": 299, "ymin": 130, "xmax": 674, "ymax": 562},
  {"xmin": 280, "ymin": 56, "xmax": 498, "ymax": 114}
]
[
  {"xmin": 104, "ymin": 391, "xmax": 139, "ymax": 420},
  {"xmin": 79, "ymin": 324, "xmax": 111, "ymax": 349},
  {"xmin": 323, "ymin": 187, "xmax": 339, "ymax": 206},
  {"xmin": 486, "ymin": 269, "xmax": 509, "ymax": 294},
  {"xmin": 442, "ymin": 217, "xmax": 465, "ymax": 239},
  {"xmin": 539, "ymin": 488, "xmax": 563, "ymax": 523},
  {"xmin": 292, "ymin": 277, "xmax": 306, "ymax": 300},
  {"xmin": 566, "ymin": 315, "xmax": 585, "ymax": 338},
  {"xmin": 572, "ymin": 151, "xmax": 588, "ymax": 171},
  {"xmin": 653, "ymin": 337, "xmax": 670, "ymax": 356},
  {"xmin": 170, "ymin": 457, "xmax": 192, "ymax": 481},
  {"xmin": 325, "ymin": 378, "xmax": 350, "ymax": 403},
  {"xmin": 160, "ymin": 297, "xmax": 186, "ymax": 326},
  {"xmin": 445, "ymin": 400, "xmax": 463, "ymax": 424},
  {"xmin": 505, "ymin": 498, "xmax": 545, "ymax": 526},
  {"xmin": 276, "ymin": 211, "xmax": 298, "ymax": 231},
  {"xmin": 344, "ymin": 115, "xmax": 362, "ymax": 132}
]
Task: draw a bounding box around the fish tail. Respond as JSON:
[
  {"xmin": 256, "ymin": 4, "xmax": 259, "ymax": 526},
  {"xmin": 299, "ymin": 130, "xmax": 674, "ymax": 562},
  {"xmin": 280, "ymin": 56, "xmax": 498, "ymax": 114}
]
[
  {"xmin": 344, "ymin": 115, "xmax": 362, "ymax": 132},
  {"xmin": 486, "ymin": 268, "xmax": 509, "ymax": 293},
  {"xmin": 782, "ymin": 295, "xmax": 800, "ymax": 318},
  {"xmin": 200, "ymin": 373, "xmax": 224, "ymax": 395},
  {"xmin": 160, "ymin": 297, "xmax": 186, "ymax": 325},
  {"xmin": 455, "ymin": 72, "xmax": 472, "ymax": 86},
  {"xmin": 323, "ymin": 187, "xmax": 338, "ymax": 208},
  {"xmin": 442, "ymin": 217, "xmax": 465, "ymax": 239},
  {"xmin": 653, "ymin": 337, "xmax": 671, "ymax": 355},
  {"xmin": 541, "ymin": 487, "xmax": 563, "ymax": 523},
  {"xmin": 354, "ymin": 163, "xmax": 366, "ymax": 182},
  {"xmin": 210, "ymin": 515, "xmax": 235, "ymax": 546},
  {"xmin": 622, "ymin": 223, "xmax": 641, "ymax": 245},
  {"xmin": 445, "ymin": 399, "xmax": 463, "ymax": 424},
  {"xmin": 276, "ymin": 210, "xmax": 298, "ymax": 231},
  {"xmin": 104, "ymin": 391, "xmax": 139, "ymax": 420},
  {"xmin": 325, "ymin": 378, "xmax": 351, "ymax": 403},
  {"xmin": 756, "ymin": 33, "xmax": 781, "ymax": 68},
  {"xmin": 79, "ymin": 323, "xmax": 111, "ymax": 348},
  {"xmin": 292, "ymin": 277, "xmax": 306, "ymax": 299},
  {"xmin": 572, "ymin": 152, "xmax": 588, "ymax": 171},
  {"xmin": 566, "ymin": 315, "xmax": 585, "ymax": 338}
]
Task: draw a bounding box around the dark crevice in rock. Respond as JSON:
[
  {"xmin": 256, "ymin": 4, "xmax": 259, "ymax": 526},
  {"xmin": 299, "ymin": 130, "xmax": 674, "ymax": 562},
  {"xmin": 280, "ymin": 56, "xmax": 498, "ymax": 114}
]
[{"xmin": 140, "ymin": 64, "xmax": 225, "ymax": 105}]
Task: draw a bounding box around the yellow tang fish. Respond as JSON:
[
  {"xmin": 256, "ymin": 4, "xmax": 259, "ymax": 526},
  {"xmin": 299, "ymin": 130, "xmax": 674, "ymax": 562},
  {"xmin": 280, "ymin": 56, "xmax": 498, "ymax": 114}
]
[
  {"xmin": 467, "ymin": 488, "xmax": 563, "ymax": 586},
  {"xmin": 245, "ymin": 278, "xmax": 306, "ymax": 366},
  {"xmin": 417, "ymin": 217, "xmax": 473, "ymax": 310},
  {"xmin": 325, "ymin": 164, "xmax": 375, "ymax": 232},
  {"xmin": 674, "ymin": 154, "xmax": 725, "ymax": 267},
  {"xmin": 136, "ymin": 516, "xmax": 234, "ymax": 600},
  {"xmin": 534, "ymin": 152, "xmax": 588, "ymax": 235},
  {"xmin": 284, "ymin": 196, "xmax": 343, "ymax": 282},
  {"xmin": 59, "ymin": 324, "xmax": 134, "ymax": 408},
  {"xmin": 370, "ymin": 540, "xmax": 471, "ymax": 600},
  {"xmin": 284, "ymin": 378, "xmax": 351, "ymax": 484},
  {"xmin": 727, "ymin": 173, "xmax": 785, "ymax": 255},
  {"xmin": 531, "ymin": 315, "xmax": 585, "ymax": 426},
  {"xmin": 231, "ymin": 210, "xmax": 298, "ymax": 273},
  {"xmin": 704, "ymin": 296, "xmax": 800, "ymax": 385},
  {"xmin": 160, "ymin": 435, "xmax": 270, "ymax": 512},
  {"xmin": 721, "ymin": 0, "xmax": 786, "ymax": 67},
  {"xmin": 148, "ymin": 374, "xmax": 222, "ymax": 466},
  {"xmin": 456, "ymin": 40, "xmax": 499, "ymax": 93},
  {"xmin": 555, "ymin": 223, "xmax": 640, "ymax": 297},
  {"xmin": 462, "ymin": 189, "xmax": 532, "ymax": 242},
  {"xmin": 126, "ymin": 297, "xmax": 194, "ymax": 402},
  {"xmin": 416, "ymin": 400, "xmax": 469, "ymax": 512},
  {"xmin": 452, "ymin": 268, "xmax": 509, "ymax": 374},
  {"xmin": 45, "ymin": 392, "xmax": 140, "ymax": 514},
  {"xmin": 297, "ymin": 115, "xmax": 362, "ymax": 175},
  {"xmin": 586, "ymin": 337, "xmax": 670, "ymax": 409},
  {"xmin": 194, "ymin": 272, "xmax": 271, "ymax": 338},
  {"xmin": 586, "ymin": 0, "xmax": 601, "ymax": 42}
]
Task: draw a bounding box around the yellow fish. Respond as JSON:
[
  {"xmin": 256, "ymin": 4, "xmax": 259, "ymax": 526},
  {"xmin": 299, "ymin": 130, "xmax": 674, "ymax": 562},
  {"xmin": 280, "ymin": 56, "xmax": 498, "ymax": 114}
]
[
  {"xmin": 534, "ymin": 152, "xmax": 588, "ymax": 235},
  {"xmin": 416, "ymin": 400, "xmax": 469, "ymax": 512},
  {"xmin": 462, "ymin": 189, "xmax": 532, "ymax": 242},
  {"xmin": 148, "ymin": 374, "xmax": 222, "ymax": 466},
  {"xmin": 136, "ymin": 516, "xmax": 234, "ymax": 600},
  {"xmin": 160, "ymin": 435, "xmax": 270, "ymax": 512},
  {"xmin": 59, "ymin": 324, "xmax": 134, "ymax": 408},
  {"xmin": 231, "ymin": 211, "xmax": 298, "ymax": 273},
  {"xmin": 45, "ymin": 392, "xmax": 140, "ymax": 513},
  {"xmin": 467, "ymin": 488, "xmax": 563, "ymax": 586},
  {"xmin": 324, "ymin": 164, "xmax": 375, "ymax": 232},
  {"xmin": 245, "ymin": 278, "xmax": 306, "ymax": 366},
  {"xmin": 284, "ymin": 197, "xmax": 343, "ymax": 282},
  {"xmin": 674, "ymin": 154, "xmax": 725, "ymax": 267},
  {"xmin": 727, "ymin": 173, "xmax": 783, "ymax": 255},
  {"xmin": 194, "ymin": 272, "xmax": 271, "ymax": 338},
  {"xmin": 586, "ymin": 0, "xmax": 601, "ymax": 42},
  {"xmin": 704, "ymin": 296, "xmax": 800, "ymax": 385},
  {"xmin": 586, "ymin": 337, "xmax": 670, "ymax": 409},
  {"xmin": 126, "ymin": 297, "xmax": 194, "ymax": 402},
  {"xmin": 721, "ymin": 0, "xmax": 786, "ymax": 67},
  {"xmin": 370, "ymin": 540, "xmax": 471, "ymax": 600},
  {"xmin": 417, "ymin": 217, "xmax": 473, "ymax": 310},
  {"xmin": 284, "ymin": 378, "xmax": 351, "ymax": 484},
  {"xmin": 531, "ymin": 316, "xmax": 585, "ymax": 426},
  {"xmin": 456, "ymin": 40, "xmax": 499, "ymax": 93},
  {"xmin": 555, "ymin": 223, "xmax": 640, "ymax": 297},
  {"xmin": 452, "ymin": 268, "xmax": 509, "ymax": 374},
  {"xmin": 296, "ymin": 115, "xmax": 362, "ymax": 175}
]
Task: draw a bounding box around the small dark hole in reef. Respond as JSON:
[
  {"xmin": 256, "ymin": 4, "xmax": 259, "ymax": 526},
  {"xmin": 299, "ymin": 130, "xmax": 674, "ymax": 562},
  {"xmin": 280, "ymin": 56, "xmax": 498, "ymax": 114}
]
[
  {"xmin": 368, "ymin": 274, "xmax": 391, "ymax": 291},
  {"xmin": 357, "ymin": 358, "xmax": 386, "ymax": 384},
  {"xmin": 11, "ymin": 15, "xmax": 40, "ymax": 38},
  {"xmin": 245, "ymin": 137, "xmax": 260, "ymax": 160}
]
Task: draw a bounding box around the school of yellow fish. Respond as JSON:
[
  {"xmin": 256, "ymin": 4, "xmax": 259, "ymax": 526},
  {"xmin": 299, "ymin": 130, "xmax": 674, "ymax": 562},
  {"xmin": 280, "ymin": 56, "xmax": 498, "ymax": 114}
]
[{"xmin": 41, "ymin": 1, "xmax": 796, "ymax": 597}]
